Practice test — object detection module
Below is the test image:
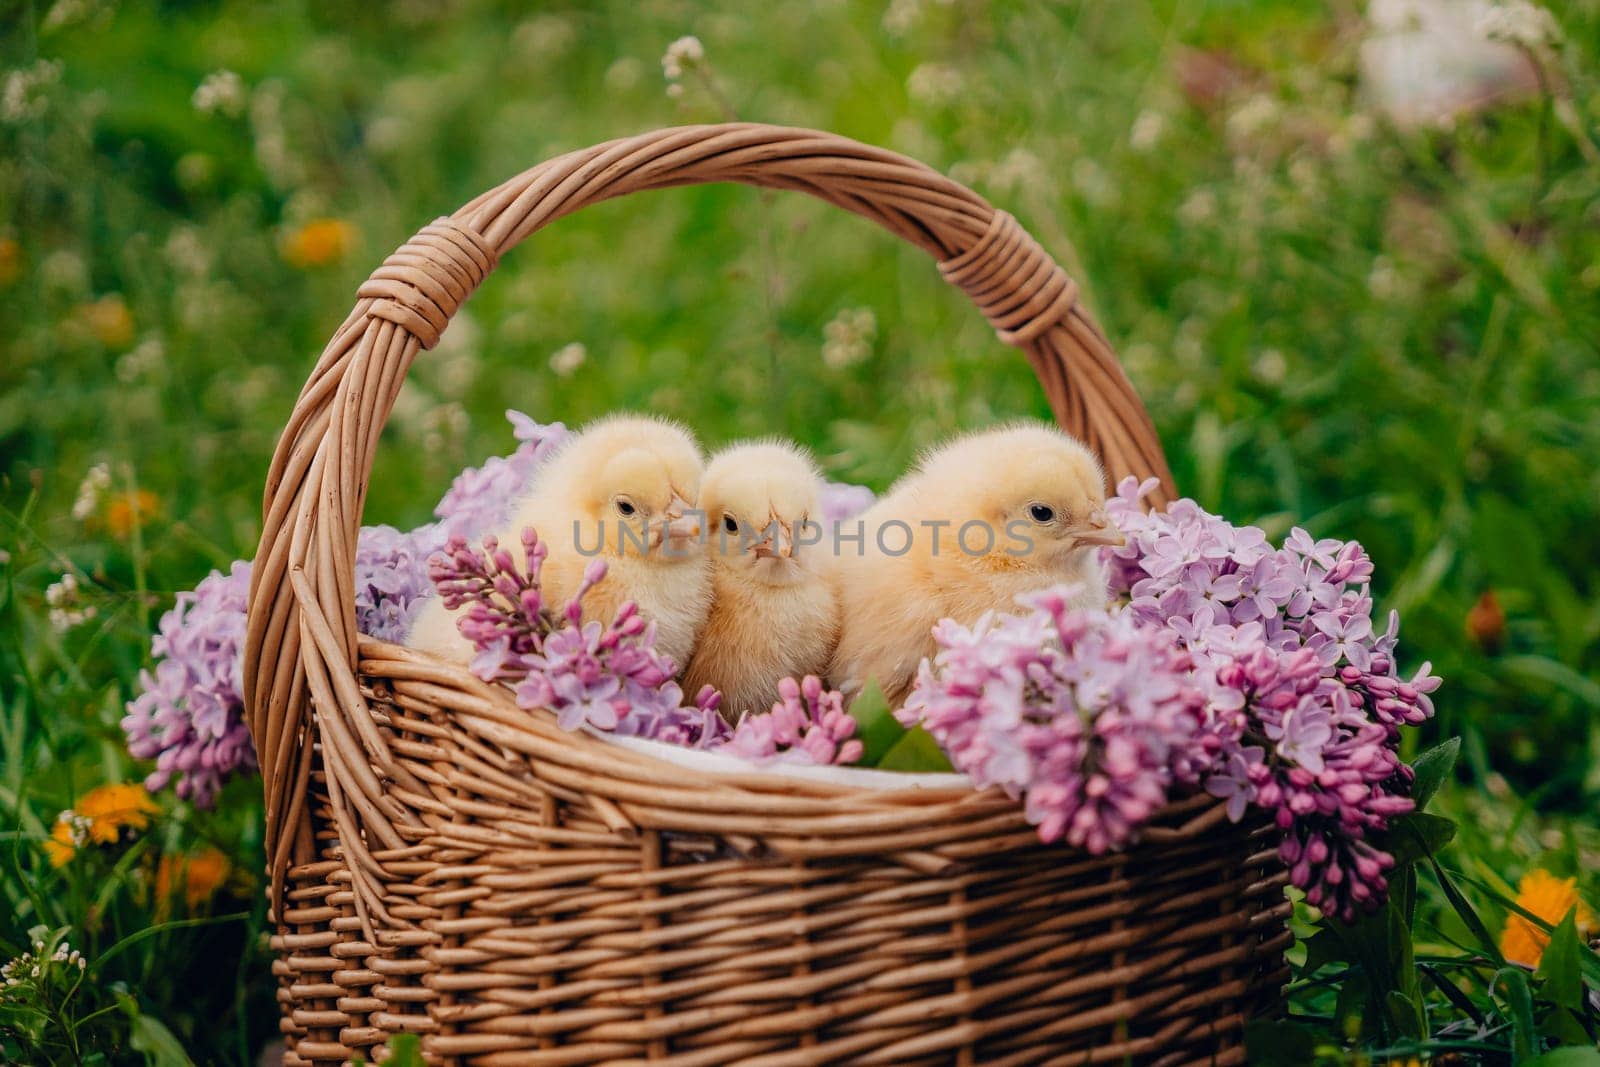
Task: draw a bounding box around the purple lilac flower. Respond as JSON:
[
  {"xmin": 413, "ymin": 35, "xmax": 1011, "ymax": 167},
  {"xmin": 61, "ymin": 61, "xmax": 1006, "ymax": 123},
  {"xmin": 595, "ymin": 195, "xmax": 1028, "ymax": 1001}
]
[
  {"xmin": 429, "ymin": 532, "xmax": 867, "ymax": 765},
  {"xmin": 717, "ymin": 675, "xmax": 863, "ymax": 767},
  {"xmin": 901, "ymin": 584, "xmax": 1213, "ymax": 855},
  {"xmin": 427, "ymin": 529, "xmax": 727, "ymax": 747},
  {"xmin": 120, "ymin": 561, "xmax": 256, "ymax": 807},
  {"xmin": 817, "ymin": 481, "xmax": 875, "ymax": 526},
  {"xmin": 124, "ymin": 411, "xmax": 566, "ymax": 804},
  {"xmin": 1104, "ymin": 475, "xmax": 1441, "ymax": 922}
]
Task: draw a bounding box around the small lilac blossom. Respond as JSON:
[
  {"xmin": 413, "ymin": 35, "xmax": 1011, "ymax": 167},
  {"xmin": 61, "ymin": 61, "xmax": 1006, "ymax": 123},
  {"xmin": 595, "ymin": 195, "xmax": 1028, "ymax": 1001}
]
[
  {"xmin": 427, "ymin": 528, "xmax": 727, "ymax": 748},
  {"xmin": 716, "ymin": 675, "xmax": 863, "ymax": 766},
  {"xmin": 817, "ymin": 481, "xmax": 875, "ymax": 526},
  {"xmin": 121, "ymin": 561, "xmax": 256, "ymax": 807},
  {"xmin": 902, "ymin": 585, "xmax": 1213, "ymax": 856}
]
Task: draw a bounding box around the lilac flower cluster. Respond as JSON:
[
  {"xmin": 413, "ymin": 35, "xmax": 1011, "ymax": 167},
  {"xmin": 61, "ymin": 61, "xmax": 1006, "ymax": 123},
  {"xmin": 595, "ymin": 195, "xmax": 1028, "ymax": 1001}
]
[
  {"xmin": 1104, "ymin": 476, "xmax": 1440, "ymax": 921},
  {"xmin": 356, "ymin": 413, "xmax": 570, "ymax": 642},
  {"xmin": 722, "ymin": 675, "xmax": 864, "ymax": 767},
  {"xmin": 428, "ymin": 531, "xmax": 867, "ymax": 766},
  {"xmin": 902, "ymin": 478, "xmax": 1439, "ymax": 922},
  {"xmin": 121, "ymin": 561, "xmax": 256, "ymax": 807},
  {"xmin": 902, "ymin": 587, "xmax": 1212, "ymax": 855},
  {"xmin": 124, "ymin": 412, "xmax": 565, "ymax": 805},
  {"xmin": 427, "ymin": 528, "xmax": 725, "ymax": 744}
]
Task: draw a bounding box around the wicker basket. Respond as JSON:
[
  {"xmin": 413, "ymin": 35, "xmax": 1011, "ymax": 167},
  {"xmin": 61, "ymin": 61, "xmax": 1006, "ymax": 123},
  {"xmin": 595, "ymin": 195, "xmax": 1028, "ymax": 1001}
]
[{"xmin": 243, "ymin": 123, "xmax": 1292, "ymax": 1066}]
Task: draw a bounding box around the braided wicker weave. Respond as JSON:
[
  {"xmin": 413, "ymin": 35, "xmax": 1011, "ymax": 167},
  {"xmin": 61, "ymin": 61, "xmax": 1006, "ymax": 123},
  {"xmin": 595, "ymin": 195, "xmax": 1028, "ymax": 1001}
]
[{"xmin": 244, "ymin": 123, "xmax": 1291, "ymax": 1065}]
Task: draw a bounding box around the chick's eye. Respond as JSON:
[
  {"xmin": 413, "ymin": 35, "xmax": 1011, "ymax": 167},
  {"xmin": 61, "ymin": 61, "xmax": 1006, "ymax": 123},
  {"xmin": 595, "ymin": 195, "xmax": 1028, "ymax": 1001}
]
[
  {"xmin": 615, "ymin": 499, "xmax": 637, "ymax": 517},
  {"xmin": 1029, "ymin": 503, "xmax": 1056, "ymax": 523},
  {"xmin": 722, "ymin": 514, "xmax": 738, "ymax": 534}
]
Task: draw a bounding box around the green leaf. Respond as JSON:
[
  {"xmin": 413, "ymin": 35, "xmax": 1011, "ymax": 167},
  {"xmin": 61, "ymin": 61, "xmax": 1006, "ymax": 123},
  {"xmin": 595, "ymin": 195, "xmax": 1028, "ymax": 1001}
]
[
  {"xmin": 1525, "ymin": 1049, "xmax": 1600, "ymax": 1067},
  {"xmin": 1384, "ymin": 989, "xmax": 1423, "ymax": 1040},
  {"xmin": 876, "ymin": 725, "xmax": 954, "ymax": 773},
  {"xmin": 847, "ymin": 681, "xmax": 906, "ymax": 767},
  {"xmin": 1395, "ymin": 863, "xmax": 1418, "ymax": 929},
  {"xmin": 386, "ymin": 1035, "xmax": 427, "ymax": 1067},
  {"xmin": 1335, "ymin": 970, "xmax": 1374, "ymax": 1041},
  {"xmin": 1498, "ymin": 967, "xmax": 1538, "ymax": 1065},
  {"xmin": 1501, "ymin": 655, "xmax": 1600, "ymax": 709},
  {"xmin": 1533, "ymin": 908, "xmax": 1592, "ymax": 1044},
  {"xmin": 1535, "ymin": 907, "xmax": 1585, "ymax": 1012},
  {"xmin": 1381, "ymin": 813, "xmax": 1457, "ymax": 868},
  {"xmin": 1243, "ymin": 1019, "xmax": 1317, "ymax": 1066},
  {"xmin": 117, "ymin": 994, "xmax": 194, "ymax": 1067},
  {"xmin": 1299, "ymin": 928, "xmax": 1347, "ymax": 974},
  {"xmin": 1428, "ymin": 858, "xmax": 1504, "ymax": 963},
  {"xmin": 1408, "ymin": 737, "xmax": 1460, "ymax": 811}
]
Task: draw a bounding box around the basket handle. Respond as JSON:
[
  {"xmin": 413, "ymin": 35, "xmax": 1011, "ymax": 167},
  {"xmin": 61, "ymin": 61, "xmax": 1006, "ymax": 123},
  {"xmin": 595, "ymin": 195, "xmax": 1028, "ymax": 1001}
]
[{"xmin": 242, "ymin": 122, "xmax": 1174, "ymax": 913}]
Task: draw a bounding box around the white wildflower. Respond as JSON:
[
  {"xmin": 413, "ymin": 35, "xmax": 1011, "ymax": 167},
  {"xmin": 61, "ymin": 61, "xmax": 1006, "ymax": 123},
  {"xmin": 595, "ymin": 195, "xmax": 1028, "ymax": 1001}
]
[
  {"xmin": 991, "ymin": 148, "xmax": 1049, "ymax": 198},
  {"xmin": 1071, "ymin": 158, "xmax": 1112, "ymax": 205},
  {"xmin": 431, "ymin": 311, "xmax": 481, "ymax": 395},
  {"xmin": 512, "ymin": 14, "xmax": 576, "ymax": 60},
  {"xmin": 662, "ymin": 35, "xmax": 705, "ymax": 80},
  {"xmin": 605, "ymin": 57, "xmax": 643, "ymax": 93},
  {"xmin": 1130, "ymin": 109, "xmax": 1166, "ymax": 152},
  {"xmin": 192, "ymin": 69, "xmax": 246, "ymax": 118},
  {"xmin": 46, "ymin": 573, "xmax": 96, "ymax": 632},
  {"xmin": 1178, "ymin": 187, "xmax": 1219, "ymax": 225},
  {"xmin": 822, "ymin": 307, "xmax": 877, "ymax": 369},
  {"xmin": 1476, "ymin": 0, "xmax": 1561, "ymax": 48},
  {"xmin": 39, "ymin": 248, "xmax": 87, "ymax": 294},
  {"xmin": 1368, "ymin": 255, "xmax": 1402, "ymax": 300},
  {"xmin": 2, "ymin": 59, "xmax": 62, "ymax": 124},
  {"xmin": 116, "ymin": 337, "xmax": 165, "ymax": 384},
  {"xmin": 1252, "ymin": 348, "xmax": 1288, "ymax": 386},
  {"xmin": 71, "ymin": 463, "xmax": 111, "ymax": 521},
  {"xmin": 62, "ymin": 813, "xmax": 92, "ymax": 848},
  {"xmin": 883, "ymin": 0, "xmax": 923, "ymax": 35},
  {"xmin": 548, "ymin": 341, "xmax": 587, "ymax": 378},
  {"xmin": 421, "ymin": 402, "xmax": 469, "ymax": 455},
  {"xmin": 907, "ymin": 63, "xmax": 964, "ymax": 107},
  {"xmin": 1226, "ymin": 94, "xmax": 1280, "ymax": 141},
  {"xmin": 250, "ymin": 80, "xmax": 304, "ymax": 190},
  {"xmin": 0, "ymin": 549, "xmax": 11, "ymax": 565},
  {"xmin": 163, "ymin": 226, "xmax": 211, "ymax": 276}
]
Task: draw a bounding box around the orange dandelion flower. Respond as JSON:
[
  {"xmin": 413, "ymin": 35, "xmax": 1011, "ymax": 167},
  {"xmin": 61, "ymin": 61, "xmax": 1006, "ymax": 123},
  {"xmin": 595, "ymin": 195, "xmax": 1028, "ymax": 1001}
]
[
  {"xmin": 45, "ymin": 783, "xmax": 160, "ymax": 866},
  {"xmin": 103, "ymin": 488, "xmax": 161, "ymax": 539},
  {"xmin": 155, "ymin": 848, "xmax": 232, "ymax": 912},
  {"xmin": 281, "ymin": 218, "xmax": 356, "ymax": 269},
  {"xmin": 78, "ymin": 294, "xmax": 136, "ymax": 348},
  {"xmin": 1500, "ymin": 869, "xmax": 1595, "ymax": 968},
  {"xmin": 0, "ymin": 237, "xmax": 20, "ymax": 287}
]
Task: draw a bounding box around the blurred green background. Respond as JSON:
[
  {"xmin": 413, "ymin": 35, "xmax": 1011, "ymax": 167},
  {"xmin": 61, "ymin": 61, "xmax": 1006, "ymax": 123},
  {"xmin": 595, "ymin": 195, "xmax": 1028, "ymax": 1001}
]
[{"xmin": 2, "ymin": 0, "xmax": 1597, "ymax": 1062}]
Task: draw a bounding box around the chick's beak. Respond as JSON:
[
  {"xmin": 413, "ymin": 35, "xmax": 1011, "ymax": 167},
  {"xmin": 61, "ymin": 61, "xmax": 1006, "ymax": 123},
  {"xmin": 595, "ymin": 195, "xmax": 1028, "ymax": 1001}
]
[
  {"xmin": 662, "ymin": 494, "xmax": 702, "ymax": 548},
  {"xmin": 752, "ymin": 522, "xmax": 793, "ymax": 560},
  {"xmin": 1069, "ymin": 510, "xmax": 1125, "ymax": 549}
]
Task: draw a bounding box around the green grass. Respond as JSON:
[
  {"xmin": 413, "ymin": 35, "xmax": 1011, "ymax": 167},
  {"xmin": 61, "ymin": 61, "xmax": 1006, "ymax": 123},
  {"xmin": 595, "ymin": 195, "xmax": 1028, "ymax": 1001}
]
[{"xmin": 2, "ymin": 0, "xmax": 1598, "ymax": 1062}]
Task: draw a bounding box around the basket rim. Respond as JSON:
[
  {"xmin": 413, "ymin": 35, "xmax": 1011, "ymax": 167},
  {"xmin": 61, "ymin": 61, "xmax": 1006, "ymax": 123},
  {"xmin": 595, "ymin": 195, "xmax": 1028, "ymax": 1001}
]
[{"xmin": 360, "ymin": 634, "xmax": 1233, "ymax": 854}]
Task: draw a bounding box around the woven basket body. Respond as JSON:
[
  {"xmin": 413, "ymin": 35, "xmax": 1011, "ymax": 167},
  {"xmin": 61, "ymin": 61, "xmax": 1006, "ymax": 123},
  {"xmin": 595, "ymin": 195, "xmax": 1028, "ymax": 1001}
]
[{"xmin": 244, "ymin": 124, "xmax": 1291, "ymax": 1065}]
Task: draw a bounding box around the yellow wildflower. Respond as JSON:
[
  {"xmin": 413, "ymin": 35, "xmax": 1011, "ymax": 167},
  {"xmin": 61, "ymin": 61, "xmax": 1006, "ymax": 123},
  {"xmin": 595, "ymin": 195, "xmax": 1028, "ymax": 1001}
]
[
  {"xmin": 102, "ymin": 488, "xmax": 161, "ymax": 539},
  {"xmin": 1500, "ymin": 869, "xmax": 1596, "ymax": 967},
  {"xmin": 281, "ymin": 218, "xmax": 356, "ymax": 268},
  {"xmin": 154, "ymin": 848, "xmax": 231, "ymax": 912},
  {"xmin": 78, "ymin": 294, "xmax": 135, "ymax": 348},
  {"xmin": 0, "ymin": 237, "xmax": 20, "ymax": 286},
  {"xmin": 45, "ymin": 784, "xmax": 160, "ymax": 866}
]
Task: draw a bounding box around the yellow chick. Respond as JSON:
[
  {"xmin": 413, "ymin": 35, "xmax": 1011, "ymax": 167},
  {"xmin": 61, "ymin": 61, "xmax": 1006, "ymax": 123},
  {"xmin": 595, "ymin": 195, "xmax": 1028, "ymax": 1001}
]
[
  {"xmin": 826, "ymin": 422, "xmax": 1123, "ymax": 707},
  {"xmin": 680, "ymin": 441, "xmax": 839, "ymax": 718},
  {"xmin": 407, "ymin": 413, "xmax": 713, "ymax": 668}
]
